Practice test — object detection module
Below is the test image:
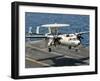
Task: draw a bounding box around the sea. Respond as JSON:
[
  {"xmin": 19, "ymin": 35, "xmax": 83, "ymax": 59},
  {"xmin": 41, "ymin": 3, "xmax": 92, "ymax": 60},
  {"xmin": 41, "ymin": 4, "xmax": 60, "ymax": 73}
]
[{"xmin": 25, "ymin": 12, "xmax": 89, "ymax": 47}]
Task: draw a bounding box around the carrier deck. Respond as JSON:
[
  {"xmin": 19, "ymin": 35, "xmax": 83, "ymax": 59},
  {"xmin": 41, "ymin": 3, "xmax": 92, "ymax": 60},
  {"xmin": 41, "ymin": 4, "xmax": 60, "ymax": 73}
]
[{"xmin": 25, "ymin": 39, "xmax": 89, "ymax": 68}]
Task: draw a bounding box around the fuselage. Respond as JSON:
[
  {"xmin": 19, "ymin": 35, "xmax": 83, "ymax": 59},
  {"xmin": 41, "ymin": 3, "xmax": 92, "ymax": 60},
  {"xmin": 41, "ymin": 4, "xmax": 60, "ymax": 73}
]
[
  {"xmin": 47, "ymin": 34, "xmax": 80, "ymax": 47},
  {"xmin": 59, "ymin": 35, "xmax": 80, "ymax": 47}
]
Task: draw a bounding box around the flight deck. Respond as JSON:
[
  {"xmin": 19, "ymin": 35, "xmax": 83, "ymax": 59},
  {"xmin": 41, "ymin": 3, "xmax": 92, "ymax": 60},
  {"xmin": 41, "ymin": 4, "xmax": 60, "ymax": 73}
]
[{"xmin": 25, "ymin": 39, "xmax": 89, "ymax": 68}]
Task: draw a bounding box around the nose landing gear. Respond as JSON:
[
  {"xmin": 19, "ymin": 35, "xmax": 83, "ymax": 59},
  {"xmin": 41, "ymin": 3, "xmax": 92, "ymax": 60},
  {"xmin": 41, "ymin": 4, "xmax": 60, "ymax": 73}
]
[{"xmin": 48, "ymin": 48, "xmax": 51, "ymax": 52}]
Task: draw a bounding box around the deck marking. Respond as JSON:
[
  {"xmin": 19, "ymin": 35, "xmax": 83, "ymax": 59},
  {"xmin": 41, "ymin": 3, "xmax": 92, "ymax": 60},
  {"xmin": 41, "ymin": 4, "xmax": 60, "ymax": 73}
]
[
  {"xmin": 27, "ymin": 45, "xmax": 77, "ymax": 59},
  {"xmin": 53, "ymin": 49, "xmax": 84, "ymax": 58},
  {"xmin": 26, "ymin": 45, "xmax": 88, "ymax": 66},
  {"xmin": 26, "ymin": 57, "xmax": 51, "ymax": 66}
]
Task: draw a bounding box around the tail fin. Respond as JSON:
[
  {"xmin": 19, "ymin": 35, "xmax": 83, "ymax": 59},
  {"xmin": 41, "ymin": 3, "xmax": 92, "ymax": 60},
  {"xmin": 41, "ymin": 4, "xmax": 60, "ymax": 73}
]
[
  {"xmin": 36, "ymin": 26, "xmax": 40, "ymax": 34},
  {"xmin": 28, "ymin": 26, "xmax": 32, "ymax": 34}
]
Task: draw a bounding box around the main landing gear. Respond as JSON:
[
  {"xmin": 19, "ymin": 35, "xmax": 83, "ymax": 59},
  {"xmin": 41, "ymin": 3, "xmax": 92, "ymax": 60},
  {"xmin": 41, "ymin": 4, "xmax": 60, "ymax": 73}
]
[{"xmin": 48, "ymin": 48, "xmax": 51, "ymax": 52}]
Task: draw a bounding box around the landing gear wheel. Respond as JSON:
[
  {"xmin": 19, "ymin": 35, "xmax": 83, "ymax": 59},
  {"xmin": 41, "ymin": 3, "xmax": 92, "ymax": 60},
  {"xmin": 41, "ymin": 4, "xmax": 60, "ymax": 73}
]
[
  {"xmin": 75, "ymin": 49, "xmax": 78, "ymax": 52},
  {"xmin": 48, "ymin": 48, "xmax": 51, "ymax": 52},
  {"xmin": 68, "ymin": 46, "xmax": 71, "ymax": 49}
]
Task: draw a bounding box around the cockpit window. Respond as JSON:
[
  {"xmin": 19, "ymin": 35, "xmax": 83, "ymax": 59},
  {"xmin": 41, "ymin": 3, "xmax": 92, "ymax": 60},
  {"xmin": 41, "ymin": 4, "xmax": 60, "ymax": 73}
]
[
  {"xmin": 69, "ymin": 38, "xmax": 77, "ymax": 40},
  {"xmin": 69, "ymin": 38, "xmax": 72, "ymax": 40},
  {"xmin": 73, "ymin": 38, "xmax": 77, "ymax": 40},
  {"xmin": 66, "ymin": 34, "xmax": 70, "ymax": 37}
]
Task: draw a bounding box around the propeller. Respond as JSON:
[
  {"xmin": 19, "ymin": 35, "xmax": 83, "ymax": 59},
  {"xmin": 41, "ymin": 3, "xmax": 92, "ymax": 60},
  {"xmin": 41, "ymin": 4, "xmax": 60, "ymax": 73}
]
[
  {"xmin": 76, "ymin": 34, "xmax": 84, "ymax": 41},
  {"xmin": 47, "ymin": 33, "xmax": 62, "ymax": 47},
  {"xmin": 53, "ymin": 36, "xmax": 62, "ymax": 46},
  {"xmin": 75, "ymin": 28, "xmax": 84, "ymax": 43}
]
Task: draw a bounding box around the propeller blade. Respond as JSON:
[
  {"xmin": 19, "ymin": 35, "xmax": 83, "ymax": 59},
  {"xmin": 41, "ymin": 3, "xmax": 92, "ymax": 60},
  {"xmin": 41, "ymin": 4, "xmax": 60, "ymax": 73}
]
[
  {"xmin": 53, "ymin": 37, "xmax": 62, "ymax": 46},
  {"xmin": 77, "ymin": 34, "xmax": 84, "ymax": 40}
]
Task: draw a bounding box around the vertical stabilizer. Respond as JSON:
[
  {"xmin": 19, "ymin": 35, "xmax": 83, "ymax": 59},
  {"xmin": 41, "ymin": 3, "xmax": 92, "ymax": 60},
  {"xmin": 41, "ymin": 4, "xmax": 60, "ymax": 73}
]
[{"xmin": 36, "ymin": 26, "xmax": 40, "ymax": 34}]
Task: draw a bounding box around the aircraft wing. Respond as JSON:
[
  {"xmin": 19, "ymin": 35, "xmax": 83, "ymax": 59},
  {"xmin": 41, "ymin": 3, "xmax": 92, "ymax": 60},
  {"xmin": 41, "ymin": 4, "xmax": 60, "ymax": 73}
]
[
  {"xmin": 74, "ymin": 31, "xmax": 89, "ymax": 35},
  {"xmin": 25, "ymin": 35, "xmax": 61, "ymax": 39},
  {"xmin": 25, "ymin": 35, "xmax": 47, "ymax": 38}
]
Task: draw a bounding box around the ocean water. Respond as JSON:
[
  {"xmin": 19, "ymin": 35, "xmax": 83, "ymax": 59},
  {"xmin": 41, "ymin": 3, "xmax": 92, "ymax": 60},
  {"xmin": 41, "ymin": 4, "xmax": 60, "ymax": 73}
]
[{"xmin": 25, "ymin": 12, "xmax": 89, "ymax": 47}]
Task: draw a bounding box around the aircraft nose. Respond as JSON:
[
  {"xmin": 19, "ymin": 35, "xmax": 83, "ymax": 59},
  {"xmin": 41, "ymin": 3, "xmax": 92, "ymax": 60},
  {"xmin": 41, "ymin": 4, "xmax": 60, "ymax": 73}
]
[
  {"xmin": 74, "ymin": 40, "xmax": 80, "ymax": 45},
  {"xmin": 78, "ymin": 42, "xmax": 80, "ymax": 45},
  {"xmin": 77, "ymin": 41, "xmax": 80, "ymax": 45}
]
